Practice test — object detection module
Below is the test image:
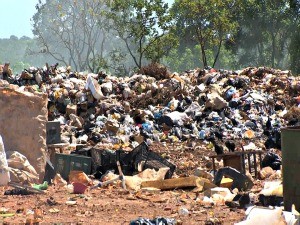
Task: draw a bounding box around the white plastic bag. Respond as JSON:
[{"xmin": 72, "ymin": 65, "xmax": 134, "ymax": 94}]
[
  {"xmin": 0, "ymin": 135, "xmax": 10, "ymax": 185},
  {"xmin": 85, "ymin": 74, "xmax": 104, "ymax": 100},
  {"xmin": 235, "ymin": 206, "xmax": 287, "ymax": 225}
]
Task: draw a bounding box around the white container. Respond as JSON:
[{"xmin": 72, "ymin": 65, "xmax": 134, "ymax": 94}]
[
  {"xmin": 243, "ymin": 206, "xmax": 286, "ymax": 225},
  {"xmin": 0, "ymin": 135, "xmax": 10, "ymax": 186},
  {"xmin": 85, "ymin": 75, "xmax": 104, "ymax": 100}
]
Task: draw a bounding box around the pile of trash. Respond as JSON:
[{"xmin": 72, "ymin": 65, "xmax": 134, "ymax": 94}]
[
  {"xmin": 1, "ymin": 63, "xmax": 300, "ymax": 224},
  {"xmin": 1, "ymin": 64, "xmax": 298, "ymax": 151},
  {"xmin": 0, "ymin": 63, "xmax": 297, "ymax": 180}
]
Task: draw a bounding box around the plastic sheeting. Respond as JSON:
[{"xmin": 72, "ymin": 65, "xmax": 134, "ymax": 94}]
[{"xmin": 130, "ymin": 217, "xmax": 176, "ymax": 225}]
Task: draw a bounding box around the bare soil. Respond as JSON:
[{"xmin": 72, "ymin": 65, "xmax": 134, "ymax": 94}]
[{"xmin": 0, "ymin": 142, "xmax": 252, "ymax": 225}]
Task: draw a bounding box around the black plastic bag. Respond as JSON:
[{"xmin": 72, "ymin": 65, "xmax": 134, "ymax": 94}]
[{"xmin": 261, "ymin": 152, "xmax": 282, "ymax": 170}]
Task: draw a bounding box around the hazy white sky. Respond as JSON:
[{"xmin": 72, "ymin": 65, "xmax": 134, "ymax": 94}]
[
  {"xmin": 0, "ymin": 0, "xmax": 174, "ymax": 39},
  {"xmin": 0, "ymin": 0, "xmax": 38, "ymax": 38}
]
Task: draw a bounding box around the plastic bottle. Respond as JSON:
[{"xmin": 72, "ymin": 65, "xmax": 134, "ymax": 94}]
[{"xmin": 0, "ymin": 135, "xmax": 10, "ymax": 186}]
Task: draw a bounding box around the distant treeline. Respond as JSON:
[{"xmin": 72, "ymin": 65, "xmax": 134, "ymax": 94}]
[{"xmin": 1, "ymin": 0, "xmax": 300, "ymax": 75}]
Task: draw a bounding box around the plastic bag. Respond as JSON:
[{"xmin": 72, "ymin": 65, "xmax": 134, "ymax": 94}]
[
  {"xmin": 0, "ymin": 135, "xmax": 10, "ymax": 186},
  {"xmin": 130, "ymin": 217, "xmax": 176, "ymax": 225},
  {"xmin": 262, "ymin": 152, "xmax": 282, "ymax": 170}
]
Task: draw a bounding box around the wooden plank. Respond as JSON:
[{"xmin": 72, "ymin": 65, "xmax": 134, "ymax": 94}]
[{"xmin": 141, "ymin": 176, "xmax": 214, "ymax": 190}]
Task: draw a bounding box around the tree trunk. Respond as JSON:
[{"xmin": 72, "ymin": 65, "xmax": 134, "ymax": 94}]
[
  {"xmin": 196, "ymin": 28, "xmax": 208, "ymax": 68},
  {"xmin": 213, "ymin": 39, "xmax": 223, "ymax": 68},
  {"xmin": 200, "ymin": 44, "xmax": 208, "ymax": 68},
  {"xmin": 271, "ymin": 33, "xmax": 276, "ymax": 68},
  {"xmin": 257, "ymin": 42, "xmax": 265, "ymax": 66},
  {"xmin": 123, "ymin": 36, "xmax": 140, "ymax": 69}
]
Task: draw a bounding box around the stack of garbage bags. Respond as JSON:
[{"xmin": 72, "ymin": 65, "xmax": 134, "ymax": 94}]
[{"xmin": 1, "ymin": 64, "xmax": 298, "ymax": 153}]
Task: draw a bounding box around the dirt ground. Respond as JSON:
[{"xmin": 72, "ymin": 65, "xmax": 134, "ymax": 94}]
[
  {"xmin": 0, "ymin": 186, "xmax": 246, "ymax": 225},
  {"xmin": 0, "ymin": 142, "xmax": 256, "ymax": 225}
]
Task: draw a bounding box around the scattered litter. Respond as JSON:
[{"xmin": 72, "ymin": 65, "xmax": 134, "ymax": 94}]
[
  {"xmin": 1, "ymin": 64, "xmax": 300, "ymax": 224},
  {"xmin": 130, "ymin": 217, "xmax": 176, "ymax": 225}
]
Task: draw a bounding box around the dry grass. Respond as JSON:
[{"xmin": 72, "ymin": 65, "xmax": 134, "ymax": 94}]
[
  {"xmin": 138, "ymin": 63, "xmax": 170, "ymax": 80},
  {"xmin": 283, "ymin": 106, "xmax": 300, "ymax": 120}
]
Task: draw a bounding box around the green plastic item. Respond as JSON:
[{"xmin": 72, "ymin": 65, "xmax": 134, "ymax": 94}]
[{"xmin": 33, "ymin": 181, "xmax": 48, "ymax": 190}]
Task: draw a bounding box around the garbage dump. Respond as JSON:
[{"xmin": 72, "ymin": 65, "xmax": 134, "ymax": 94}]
[
  {"xmin": 1, "ymin": 63, "xmax": 300, "ymax": 224},
  {"xmin": 4, "ymin": 65, "xmax": 295, "ymax": 152}
]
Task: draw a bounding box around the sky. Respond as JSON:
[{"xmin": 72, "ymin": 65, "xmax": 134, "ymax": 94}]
[
  {"xmin": 0, "ymin": 0, "xmax": 174, "ymax": 39},
  {"xmin": 0, "ymin": 0, "xmax": 38, "ymax": 38}
]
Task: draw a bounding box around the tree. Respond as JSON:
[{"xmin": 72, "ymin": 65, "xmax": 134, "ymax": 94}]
[
  {"xmin": 163, "ymin": 46, "xmax": 200, "ymax": 72},
  {"xmin": 171, "ymin": 0, "xmax": 239, "ymax": 68},
  {"xmin": 230, "ymin": 0, "xmax": 292, "ymax": 69},
  {"xmin": 289, "ymin": 0, "xmax": 300, "ymax": 74},
  {"xmin": 0, "ymin": 36, "xmax": 49, "ymax": 74},
  {"xmin": 145, "ymin": 32, "xmax": 178, "ymax": 64},
  {"xmin": 9, "ymin": 35, "xmax": 18, "ymax": 41},
  {"xmin": 32, "ymin": 0, "xmax": 114, "ymax": 72},
  {"xmin": 104, "ymin": 0, "xmax": 173, "ymax": 69}
]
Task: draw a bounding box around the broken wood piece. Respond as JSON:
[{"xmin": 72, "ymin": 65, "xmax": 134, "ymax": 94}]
[
  {"xmin": 193, "ymin": 177, "xmax": 217, "ymax": 192},
  {"xmin": 197, "ymin": 177, "xmax": 217, "ymax": 190},
  {"xmin": 141, "ymin": 176, "xmax": 215, "ymax": 191}
]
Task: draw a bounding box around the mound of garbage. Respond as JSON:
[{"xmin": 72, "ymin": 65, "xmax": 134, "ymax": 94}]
[{"xmin": 1, "ymin": 64, "xmax": 298, "ymax": 152}]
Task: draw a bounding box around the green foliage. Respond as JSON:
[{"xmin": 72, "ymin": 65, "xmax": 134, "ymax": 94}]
[
  {"xmin": 107, "ymin": 49, "xmax": 129, "ymax": 76},
  {"xmin": 145, "ymin": 32, "xmax": 178, "ymax": 63},
  {"xmin": 163, "ymin": 46, "xmax": 200, "ymax": 72},
  {"xmin": 230, "ymin": 0, "xmax": 292, "ymax": 69},
  {"xmin": 171, "ymin": 0, "xmax": 239, "ymax": 68},
  {"xmin": 12, "ymin": 61, "xmax": 31, "ymax": 73},
  {"xmin": 0, "ymin": 36, "xmax": 46, "ymax": 74},
  {"xmin": 289, "ymin": 1, "xmax": 300, "ymax": 74},
  {"xmin": 163, "ymin": 44, "xmax": 238, "ymax": 73},
  {"xmin": 104, "ymin": 0, "xmax": 173, "ymax": 69},
  {"xmin": 90, "ymin": 55, "xmax": 109, "ymax": 74},
  {"xmin": 2, "ymin": 0, "xmax": 300, "ymax": 76},
  {"xmin": 289, "ymin": 26, "xmax": 300, "ymax": 74},
  {"xmin": 32, "ymin": 0, "xmax": 114, "ymax": 72}
]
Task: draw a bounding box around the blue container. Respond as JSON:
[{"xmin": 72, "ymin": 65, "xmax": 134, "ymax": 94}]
[{"xmin": 199, "ymin": 130, "xmax": 206, "ymax": 139}]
